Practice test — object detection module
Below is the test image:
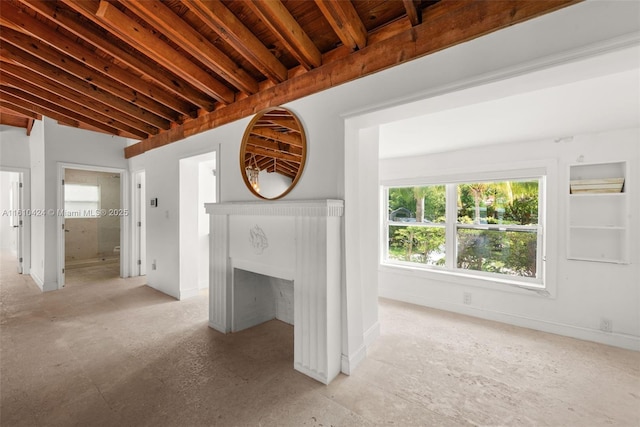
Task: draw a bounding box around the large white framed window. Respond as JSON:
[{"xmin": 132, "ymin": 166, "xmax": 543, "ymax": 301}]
[
  {"xmin": 383, "ymin": 172, "xmax": 546, "ymax": 289},
  {"xmin": 65, "ymin": 184, "xmax": 100, "ymax": 218}
]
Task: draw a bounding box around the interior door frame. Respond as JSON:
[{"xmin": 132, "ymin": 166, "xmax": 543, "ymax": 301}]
[
  {"xmin": 0, "ymin": 167, "xmax": 30, "ymax": 274},
  {"xmin": 57, "ymin": 162, "xmax": 129, "ymax": 289},
  {"xmin": 131, "ymin": 169, "xmax": 146, "ymax": 276}
]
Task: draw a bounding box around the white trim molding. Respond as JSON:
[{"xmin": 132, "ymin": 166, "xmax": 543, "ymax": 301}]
[{"xmin": 205, "ymin": 199, "xmax": 344, "ymax": 217}]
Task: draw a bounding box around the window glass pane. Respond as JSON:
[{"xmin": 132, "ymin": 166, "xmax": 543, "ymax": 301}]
[
  {"xmin": 389, "ymin": 185, "xmax": 446, "ymax": 223},
  {"xmin": 65, "ymin": 184, "xmax": 100, "ymax": 218},
  {"xmin": 456, "ymin": 228, "xmax": 537, "ymax": 277},
  {"xmin": 388, "ymin": 225, "xmax": 446, "ymax": 266},
  {"xmin": 65, "ymin": 184, "xmax": 99, "ymax": 202},
  {"xmin": 457, "ymin": 180, "xmax": 538, "ymax": 225}
]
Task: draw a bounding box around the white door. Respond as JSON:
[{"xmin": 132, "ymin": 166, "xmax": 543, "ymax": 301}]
[{"xmin": 13, "ymin": 180, "xmax": 23, "ymax": 273}]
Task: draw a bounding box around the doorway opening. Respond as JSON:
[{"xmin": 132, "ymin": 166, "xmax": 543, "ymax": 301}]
[
  {"xmin": 179, "ymin": 150, "xmax": 218, "ymax": 299},
  {"xmin": 0, "ymin": 169, "xmax": 28, "ymax": 274},
  {"xmin": 58, "ymin": 164, "xmax": 128, "ymax": 288}
]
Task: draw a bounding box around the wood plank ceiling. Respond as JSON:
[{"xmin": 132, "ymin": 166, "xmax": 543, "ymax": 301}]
[{"xmin": 0, "ymin": 0, "xmax": 580, "ymax": 158}]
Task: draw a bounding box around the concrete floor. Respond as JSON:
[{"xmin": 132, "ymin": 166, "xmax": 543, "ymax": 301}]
[{"xmin": 1, "ymin": 251, "xmax": 638, "ymax": 426}]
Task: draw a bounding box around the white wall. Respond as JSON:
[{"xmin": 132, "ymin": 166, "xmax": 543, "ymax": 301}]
[
  {"xmin": 0, "ymin": 126, "xmax": 31, "ymax": 169},
  {"xmin": 39, "ymin": 118, "xmax": 128, "ymax": 290},
  {"xmin": 28, "ymin": 120, "xmax": 46, "ymax": 288},
  {"xmin": 379, "ymin": 128, "xmax": 640, "ymax": 350},
  {"xmin": 126, "ymin": 1, "xmax": 640, "ymax": 364}
]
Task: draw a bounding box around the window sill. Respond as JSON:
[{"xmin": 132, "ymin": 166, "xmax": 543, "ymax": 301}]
[{"xmin": 379, "ymin": 262, "xmax": 554, "ymax": 298}]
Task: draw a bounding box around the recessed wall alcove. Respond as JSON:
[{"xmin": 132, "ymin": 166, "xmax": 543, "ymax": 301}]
[{"xmin": 205, "ymin": 199, "xmax": 343, "ymax": 384}]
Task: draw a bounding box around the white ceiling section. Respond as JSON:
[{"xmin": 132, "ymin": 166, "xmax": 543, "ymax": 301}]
[{"xmin": 379, "ymin": 44, "xmax": 640, "ymax": 159}]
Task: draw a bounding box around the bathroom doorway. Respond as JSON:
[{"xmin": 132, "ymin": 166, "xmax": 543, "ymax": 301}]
[{"xmin": 59, "ymin": 166, "xmax": 126, "ymax": 287}]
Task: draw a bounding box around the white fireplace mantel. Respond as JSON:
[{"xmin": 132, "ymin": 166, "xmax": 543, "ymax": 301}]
[
  {"xmin": 205, "ymin": 199, "xmax": 344, "ymax": 217},
  {"xmin": 205, "ymin": 199, "xmax": 344, "ymax": 384}
]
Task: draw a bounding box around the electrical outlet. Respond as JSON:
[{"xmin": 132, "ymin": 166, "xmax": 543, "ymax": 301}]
[
  {"xmin": 463, "ymin": 292, "xmax": 472, "ymax": 305},
  {"xmin": 152, "ymin": 260, "xmax": 157, "ymax": 271},
  {"xmin": 600, "ymin": 318, "xmax": 612, "ymax": 333}
]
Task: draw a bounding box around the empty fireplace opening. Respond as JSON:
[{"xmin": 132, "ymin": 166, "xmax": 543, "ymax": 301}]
[{"xmin": 232, "ymin": 268, "xmax": 294, "ymax": 332}]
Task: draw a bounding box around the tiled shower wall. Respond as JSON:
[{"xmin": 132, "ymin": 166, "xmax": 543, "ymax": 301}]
[{"xmin": 64, "ymin": 169, "xmax": 120, "ymax": 262}]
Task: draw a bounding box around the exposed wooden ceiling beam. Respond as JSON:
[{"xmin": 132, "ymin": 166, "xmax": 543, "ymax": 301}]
[
  {"xmin": 23, "ymin": 0, "xmax": 212, "ymax": 113},
  {"xmin": 257, "ymin": 158, "xmax": 272, "ymax": 170},
  {"xmin": 92, "ymin": 0, "xmax": 233, "ymax": 104},
  {"xmin": 26, "ymin": 117, "xmax": 35, "ymax": 135},
  {"xmin": 185, "ymin": 0, "xmax": 288, "ymax": 83},
  {"xmin": 0, "ymin": 113, "xmax": 27, "ymax": 130},
  {"xmin": 247, "ymin": 155, "xmax": 296, "ymax": 179},
  {"xmin": 124, "ymin": 0, "xmax": 258, "ymax": 95},
  {"xmin": 246, "ymin": 0, "xmax": 322, "ymax": 70},
  {"xmin": 314, "ymin": 0, "xmax": 367, "ymax": 51},
  {"xmin": 127, "ymin": 0, "xmax": 579, "ymax": 158},
  {"xmin": 0, "ymin": 86, "xmax": 132, "ymax": 138},
  {"xmin": 1, "ymin": 60, "xmax": 149, "ymax": 139},
  {"xmin": 244, "ymin": 144, "xmax": 301, "ymax": 163},
  {"xmin": 403, "ymin": 0, "xmax": 422, "ymax": 26},
  {"xmin": 0, "ymin": 104, "xmax": 40, "ymax": 121},
  {"xmin": 3, "ymin": 2, "xmax": 194, "ymax": 120},
  {"xmin": 250, "ymin": 127, "xmax": 303, "ymax": 147},
  {"xmin": 0, "ymin": 24, "xmax": 176, "ymax": 127},
  {"xmin": 274, "ymin": 160, "xmax": 298, "ymax": 175},
  {"xmin": 74, "ymin": 0, "xmax": 234, "ymax": 104},
  {"xmin": 264, "ymin": 117, "xmax": 300, "ymax": 132},
  {"xmin": 0, "ymin": 68, "xmax": 148, "ymax": 139},
  {"xmin": 0, "ymin": 43, "xmax": 160, "ymax": 136},
  {"xmin": 0, "ymin": 105, "xmax": 39, "ymax": 136},
  {"xmin": 247, "ymin": 136, "xmax": 303, "ymax": 156}
]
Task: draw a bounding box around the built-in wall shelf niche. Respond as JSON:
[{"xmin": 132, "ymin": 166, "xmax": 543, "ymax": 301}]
[{"xmin": 567, "ymin": 161, "xmax": 628, "ymax": 263}]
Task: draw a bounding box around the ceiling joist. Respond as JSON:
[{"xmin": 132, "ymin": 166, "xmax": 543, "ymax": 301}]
[
  {"xmin": 1, "ymin": 2, "xmax": 192, "ymax": 121},
  {"xmin": 314, "ymin": 0, "xmax": 367, "ymax": 51},
  {"xmin": 0, "ymin": 0, "xmax": 580, "ymax": 153},
  {"xmin": 126, "ymin": 0, "xmax": 579, "ymax": 158},
  {"xmin": 124, "ymin": 0, "xmax": 259, "ymax": 95},
  {"xmin": 185, "ymin": 0, "xmax": 289, "ymax": 84},
  {"xmin": 1, "ymin": 42, "xmax": 162, "ymax": 136},
  {"xmin": 250, "ymin": 127, "xmax": 303, "ymax": 147},
  {"xmin": 246, "ymin": 0, "xmax": 322, "ymax": 70},
  {"xmin": 93, "ymin": 0, "xmax": 235, "ymax": 104},
  {"xmin": 21, "ymin": 0, "xmax": 212, "ymax": 113},
  {"xmin": 0, "ymin": 68, "xmax": 147, "ymax": 139}
]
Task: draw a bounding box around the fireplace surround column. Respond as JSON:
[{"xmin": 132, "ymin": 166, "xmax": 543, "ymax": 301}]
[{"xmin": 205, "ymin": 200, "xmax": 344, "ymax": 384}]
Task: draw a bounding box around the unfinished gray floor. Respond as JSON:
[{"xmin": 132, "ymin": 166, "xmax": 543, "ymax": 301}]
[{"xmin": 1, "ymin": 251, "xmax": 638, "ymax": 426}]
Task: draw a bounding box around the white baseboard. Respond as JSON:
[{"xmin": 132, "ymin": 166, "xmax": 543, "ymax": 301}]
[
  {"xmin": 380, "ymin": 288, "xmax": 640, "ymax": 351},
  {"xmin": 364, "ymin": 321, "xmax": 380, "ymax": 348},
  {"xmin": 42, "ymin": 281, "xmax": 57, "ymax": 292},
  {"xmin": 294, "ymin": 363, "xmax": 332, "ymax": 385},
  {"xmin": 208, "ymin": 320, "xmax": 227, "ymax": 334},
  {"xmin": 341, "ymin": 321, "xmax": 382, "ymax": 375},
  {"xmin": 145, "ymin": 282, "xmax": 179, "ymax": 300},
  {"xmin": 28, "ymin": 271, "xmax": 56, "ymax": 292},
  {"xmin": 30, "ymin": 271, "xmax": 44, "ymax": 290},
  {"xmin": 341, "ymin": 343, "xmax": 367, "ymax": 375},
  {"xmin": 179, "ymin": 287, "xmax": 201, "ymax": 300}
]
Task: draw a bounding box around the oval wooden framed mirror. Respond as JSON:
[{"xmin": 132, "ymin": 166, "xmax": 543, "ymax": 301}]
[{"xmin": 240, "ymin": 107, "xmax": 307, "ymax": 200}]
